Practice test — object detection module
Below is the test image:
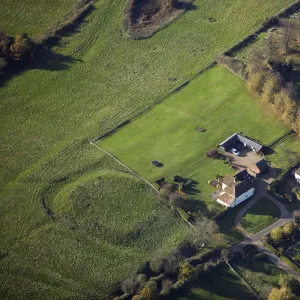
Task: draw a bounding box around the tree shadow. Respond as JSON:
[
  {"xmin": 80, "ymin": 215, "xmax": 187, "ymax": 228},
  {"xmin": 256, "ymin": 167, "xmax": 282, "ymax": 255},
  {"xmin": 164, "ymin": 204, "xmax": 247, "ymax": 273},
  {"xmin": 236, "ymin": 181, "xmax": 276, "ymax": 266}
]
[
  {"xmin": 174, "ymin": 2, "xmax": 197, "ymax": 10},
  {"xmin": 0, "ymin": 4, "xmax": 95, "ymax": 87}
]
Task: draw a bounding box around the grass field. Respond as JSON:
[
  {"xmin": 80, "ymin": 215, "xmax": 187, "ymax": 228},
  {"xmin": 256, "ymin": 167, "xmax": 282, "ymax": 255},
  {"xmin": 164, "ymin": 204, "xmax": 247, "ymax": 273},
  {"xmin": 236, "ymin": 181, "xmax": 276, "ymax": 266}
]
[
  {"xmin": 175, "ymin": 263, "xmax": 256, "ymax": 300},
  {"xmin": 100, "ymin": 66, "xmax": 289, "ymax": 212},
  {"xmin": 241, "ymin": 198, "xmax": 281, "ymax": 233},
  {"xmin": 233, "ymin": 260, "xmax": 286, "ymax": 299},
  {"xmin": 0, "ymin": 0, "xmax": 298, "ymax": 298},
  {"xmin": 0, "ymin": 0, "xmax": 79, "ymax": 38}
]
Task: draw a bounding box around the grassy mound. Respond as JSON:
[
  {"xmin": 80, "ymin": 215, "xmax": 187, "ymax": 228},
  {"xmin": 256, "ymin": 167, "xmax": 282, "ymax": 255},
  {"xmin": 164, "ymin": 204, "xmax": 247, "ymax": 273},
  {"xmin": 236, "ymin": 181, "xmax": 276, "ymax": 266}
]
[
  {"xmin": 241, "ymin": 197, "xmax": 281, "ymax": 233},
  {"xmin": 123, "ymin": 0, "xmax": 193, "ymax": 39}
]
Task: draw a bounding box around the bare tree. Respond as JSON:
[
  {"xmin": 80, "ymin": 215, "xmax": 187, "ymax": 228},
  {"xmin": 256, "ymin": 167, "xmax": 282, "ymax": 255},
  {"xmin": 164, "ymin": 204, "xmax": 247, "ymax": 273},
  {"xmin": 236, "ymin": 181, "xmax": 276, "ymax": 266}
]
[{"xmin": 280, "ymin": 19, "xmax": 294, "ymax": 54}]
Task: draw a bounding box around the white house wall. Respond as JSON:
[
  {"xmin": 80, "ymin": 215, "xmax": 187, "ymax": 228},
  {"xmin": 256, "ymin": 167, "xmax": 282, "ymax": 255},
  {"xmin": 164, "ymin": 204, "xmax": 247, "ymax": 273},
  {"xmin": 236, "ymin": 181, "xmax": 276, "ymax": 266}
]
[
  {"xmin": 217, "ymin": 199, "xmax": 231, "ymax": 207},
  {"xmin": 232, "ymin": 188, "xmax": 255, "ymax": 207},
  {"xmin": 295, "ymin": 173, "xmax": 300, "ymax": 183}
]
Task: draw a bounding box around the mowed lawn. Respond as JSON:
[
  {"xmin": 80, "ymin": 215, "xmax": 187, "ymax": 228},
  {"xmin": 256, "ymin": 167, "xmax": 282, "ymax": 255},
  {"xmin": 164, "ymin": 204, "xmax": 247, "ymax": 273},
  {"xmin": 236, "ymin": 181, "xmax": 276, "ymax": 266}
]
[
  {"xmin": 175, "ymin": 263, "xmax": 256, "ymax": 300},
  {"xmin": 241, "ymin": 198, "xmax": 281, "ymax": 233},
  {"xmin": 100, "ymin": 66, "xmax": 288, "ymax": 209},
  {"xmin": 0, "ymin": 0, "xmax": 79, "ymax": 38}
]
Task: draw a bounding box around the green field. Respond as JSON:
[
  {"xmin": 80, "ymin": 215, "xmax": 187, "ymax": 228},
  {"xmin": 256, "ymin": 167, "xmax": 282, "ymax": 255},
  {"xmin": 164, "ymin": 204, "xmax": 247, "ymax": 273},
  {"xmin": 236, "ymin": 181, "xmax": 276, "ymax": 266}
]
[
  {"xmin": 0, "ymin": 0, "xmax": 79, "ymax": 38},
  {"xmin": 100, "ymin": 66, "xmax": 289, "ymax": 211},
  {"xmin": 241, "ymin": 198, "xmax": 281, "ymax": 233},
  {"xmin": 0, "ymin": 0, "xmax": 298, "ymax": 298},
  {"xmin": 175, "ymin": 263, "xmax": 256, "ymax": 300}
]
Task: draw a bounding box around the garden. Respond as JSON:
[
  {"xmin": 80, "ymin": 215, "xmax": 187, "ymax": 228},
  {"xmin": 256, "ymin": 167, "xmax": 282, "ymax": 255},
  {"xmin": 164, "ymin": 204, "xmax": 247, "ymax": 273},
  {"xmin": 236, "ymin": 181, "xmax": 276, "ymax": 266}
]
[{"xmin": 241, "ymin": 197, "xmax": 281, "ymax": 234}]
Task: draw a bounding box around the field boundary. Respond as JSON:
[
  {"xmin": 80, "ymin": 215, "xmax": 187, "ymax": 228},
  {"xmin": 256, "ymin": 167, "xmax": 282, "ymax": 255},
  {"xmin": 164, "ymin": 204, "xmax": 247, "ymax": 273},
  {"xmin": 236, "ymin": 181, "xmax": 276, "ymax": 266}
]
[{"xmin": 227, "ymin": 262, "xmax": 262, "ymax": 300}]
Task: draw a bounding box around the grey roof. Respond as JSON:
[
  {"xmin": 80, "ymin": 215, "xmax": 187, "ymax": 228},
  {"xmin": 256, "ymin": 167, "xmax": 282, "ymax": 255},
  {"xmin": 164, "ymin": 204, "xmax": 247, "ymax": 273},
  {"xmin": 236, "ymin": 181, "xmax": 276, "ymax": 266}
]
[
  {"xmin": 237, "ymin": 134, "xmax": 263, "ymax": 151},
  {"xmin": 218, "ymin": 133, "xmax": 263, "ymax": 152}
]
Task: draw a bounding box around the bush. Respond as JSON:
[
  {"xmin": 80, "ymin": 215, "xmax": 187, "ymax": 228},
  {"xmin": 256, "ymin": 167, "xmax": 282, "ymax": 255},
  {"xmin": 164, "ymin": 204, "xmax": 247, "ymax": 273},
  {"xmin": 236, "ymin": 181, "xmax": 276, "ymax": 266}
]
[
  {"xmin": 121, "ymin": 275, "xmax": 138, "ymax": 295},
  {"xmin": 160, "ymin": 279, "xmax": 173, "ymax": 296},
  {"xmin": 178, "ymin": 262, "xmax": 196, "ymax": 283},
  {"xmin": 140, "ymin": 280, "xmax": 158, "ymax": 300}
]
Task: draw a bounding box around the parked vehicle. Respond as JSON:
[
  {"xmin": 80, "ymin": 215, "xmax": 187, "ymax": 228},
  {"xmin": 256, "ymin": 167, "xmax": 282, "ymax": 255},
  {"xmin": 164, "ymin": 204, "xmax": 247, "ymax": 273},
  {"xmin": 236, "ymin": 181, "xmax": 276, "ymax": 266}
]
[{"xmin": 231, "ymin": 148, "xmax": 240, "ymax": 156}]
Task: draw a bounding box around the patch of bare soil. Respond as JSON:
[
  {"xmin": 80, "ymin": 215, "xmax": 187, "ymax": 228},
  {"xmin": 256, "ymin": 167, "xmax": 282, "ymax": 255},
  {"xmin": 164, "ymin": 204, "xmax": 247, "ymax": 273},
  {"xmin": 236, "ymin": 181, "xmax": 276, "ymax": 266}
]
[{"xmin": 123, "ymin": 0, "xmax": 194, "ymax": 39}]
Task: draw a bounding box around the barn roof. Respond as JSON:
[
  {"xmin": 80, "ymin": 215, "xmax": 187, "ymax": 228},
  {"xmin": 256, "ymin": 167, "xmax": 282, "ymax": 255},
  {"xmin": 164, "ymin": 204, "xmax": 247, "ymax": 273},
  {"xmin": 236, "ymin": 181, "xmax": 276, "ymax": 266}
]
[{"xmin": 218, "ymin": 133, "xmax": 263, "ymax": 152}]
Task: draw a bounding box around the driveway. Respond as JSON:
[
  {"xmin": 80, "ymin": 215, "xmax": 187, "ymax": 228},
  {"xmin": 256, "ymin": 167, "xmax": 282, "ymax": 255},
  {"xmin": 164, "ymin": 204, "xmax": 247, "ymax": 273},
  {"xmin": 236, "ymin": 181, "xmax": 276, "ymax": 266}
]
[{"xmin": 225, "ymin": 148, "xmax": 261, "ymax": 171}]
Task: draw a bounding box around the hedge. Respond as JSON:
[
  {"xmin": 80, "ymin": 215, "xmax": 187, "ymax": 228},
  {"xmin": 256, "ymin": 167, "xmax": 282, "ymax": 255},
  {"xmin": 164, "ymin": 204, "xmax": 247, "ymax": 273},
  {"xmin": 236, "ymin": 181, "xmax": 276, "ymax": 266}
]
[
  {"xmin": 280, "ymin": 256, "xmax": 300, "ymax": 273},
  {"xmin": 177, "ymin": 208, "xmax": 190, "ymax": 222}
]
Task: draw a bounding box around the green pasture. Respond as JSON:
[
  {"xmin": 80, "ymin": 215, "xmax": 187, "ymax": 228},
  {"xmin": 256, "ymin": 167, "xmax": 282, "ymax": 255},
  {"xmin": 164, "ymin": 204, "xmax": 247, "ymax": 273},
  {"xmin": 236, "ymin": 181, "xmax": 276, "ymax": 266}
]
[
  {"xmin": 241, "ymin": 197, "xmax": 280, "ymax": 233},
  {"xmin": 0, "ymin": 0, "xmax": 298, "ymax": 298},
  {"xmin": 176, "ymin": 263, "xmax": 256, "ymax": 300},
  {"xmin": 100, "ymin": 66, "xmax": 288, "ymax": 210},
  {"xmin": 0, "ymin": 0, "xmax": 79, "ymax": 38}
]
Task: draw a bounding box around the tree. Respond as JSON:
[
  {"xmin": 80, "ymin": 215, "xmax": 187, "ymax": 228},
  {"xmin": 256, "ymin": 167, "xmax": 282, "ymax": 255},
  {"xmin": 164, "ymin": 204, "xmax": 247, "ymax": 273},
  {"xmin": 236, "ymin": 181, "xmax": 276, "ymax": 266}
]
[
  {"xmin": 293, "ymin": 210, "xmax": 300, "ymax": 224},
  {"xmin": 270, "ymin": 227, "xmax": 284, "ymax": 243},
  {"xmin": 268, "ymin": 286, "xmax": 296, "ymax": 300},
  {"xmin": 261, "ymin": 75, "xmax": 281, "ymax": 104},
  {"xmin": 283, "ymin": 222, "xmax": 296, "ymax": 238},
  {"xmin": 120, "ymin": 275, "xmax": 137, "ymax": 295},
  {"xmin": 279, "ymin": 275, "xmax": 300, "ymax": 294},
  {"xmin": 247, "ymin": 72, "xmax": 266, "ymax": 95},
  {"xmin": 149, "ymin": 253, "xmax": 165, "ymax": 273},
  {"xmin": 160, "ymin": 279, "xmax": 173, "ymax": 296},
  {"xmin": 178, "ymin": 262, "xmax": 196, "ymax": 283},
  {"xmin": 164, "ymin": 249, "xmax": 183, "ymax": 275},
  {"xmin": 221, "ymin": 249, "xmax": 230, "ymax": 262},
  {"xmin": 280, "ymin": 19, "xmax": 294, "ymax": 54},
  {"xmin": 292, "ymin": 188, "xmax": 300, "ymax": 201},
  {"xmin": 140, "ymin": 281, "xmax": 158, "ymax": 300},
  {"xmin": 10, "ymin": 33, "xmax": 31, "ymax": 61},
  {"xmin": 187, "ymin": 216, "xmax": 221, "ymax": 249}
]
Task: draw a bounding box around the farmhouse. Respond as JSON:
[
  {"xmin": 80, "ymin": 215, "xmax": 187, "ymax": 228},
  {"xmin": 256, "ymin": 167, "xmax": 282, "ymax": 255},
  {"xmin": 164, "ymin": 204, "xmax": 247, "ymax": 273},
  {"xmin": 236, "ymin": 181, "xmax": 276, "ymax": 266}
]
[
  {"xmin": 247, "ymin": 159, "xmax": 269, "ymax": 177},
  {"xmin": 295, "ymin": 167, "xmax": 300, "ymax": 183},
  {"xmin": 216, "ymin": 172, "xmax": 255, "ymax": 208},
  {"xmin": 218, "ymin": 133, "xmax": 264, "ymax": 153}
]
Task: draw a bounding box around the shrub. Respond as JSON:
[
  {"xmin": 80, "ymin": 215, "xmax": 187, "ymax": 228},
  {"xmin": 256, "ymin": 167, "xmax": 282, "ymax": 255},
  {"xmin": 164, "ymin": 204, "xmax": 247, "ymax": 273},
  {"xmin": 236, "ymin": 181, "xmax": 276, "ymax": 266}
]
[
  {"xmin": 270, "ymin": 227, "xmax": 284, "ymax": 243},
  {"xmin": 283, "ymin": 222, "xmax": 296, "ymax": 238},
  {"xmin": 121, "ymin": 275, "xmax": 138, "ymax": 295},
  {"xmin": 178, "ymin": 262, "xmax": 196, "ymax": 283},
  {"xmin": 268, "ymin": 286, "xmax": 296, "ymax": 300},
  {"xmin": 140, "ymin": 281, "xmax": 158, "ymax": 300},
  {"xmin": 160, "ymin": 279, "xmax": 173, "ymax": 296}
]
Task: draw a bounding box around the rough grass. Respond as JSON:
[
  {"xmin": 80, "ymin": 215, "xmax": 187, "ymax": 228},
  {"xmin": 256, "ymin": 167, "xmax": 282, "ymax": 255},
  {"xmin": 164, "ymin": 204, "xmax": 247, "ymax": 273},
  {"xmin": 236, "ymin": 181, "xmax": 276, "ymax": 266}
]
[
  {"xmin": 0, "ymin": 142, "xmax": 187, "ymax": 299},
  {"xmin": 0, "ymin": 0, "xmax": 80, "ymax": 38},
  {"xmin": 241, "ymin": 197, "xmax": 281, "ymax": 233},
  {"xmin": 175, "ymin": 263, "xmax": 256, "ymax": 300},
  {"xmin": 0, "ymin": 0, "xmax": 298, "ymax": 298},
  {"xmin": 100, "ymin": 66, "xmax": 289, "ymax": 212}
]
